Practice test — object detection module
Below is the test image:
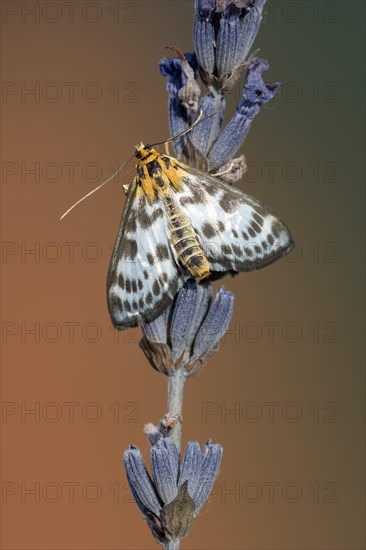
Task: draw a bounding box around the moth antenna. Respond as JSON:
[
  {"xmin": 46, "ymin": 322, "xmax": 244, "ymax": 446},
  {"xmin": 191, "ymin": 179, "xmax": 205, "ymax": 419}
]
[
  {"xmin": 60, "ymin": 154, "xmax": 134, "ymax": 221},
  {"xmin": 149, "ymin": 110, "xmax": 204, "ymax": 148}
]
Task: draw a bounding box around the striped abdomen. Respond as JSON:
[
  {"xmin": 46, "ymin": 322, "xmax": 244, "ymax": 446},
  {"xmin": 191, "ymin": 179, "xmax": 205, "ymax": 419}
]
[{"xmin": 164, "ymin": 196, "xmax": 209, "ymax": 278}]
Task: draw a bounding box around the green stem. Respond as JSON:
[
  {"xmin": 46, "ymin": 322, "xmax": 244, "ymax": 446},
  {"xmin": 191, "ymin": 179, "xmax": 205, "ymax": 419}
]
[{"xmin": 167, "ymin": 368, "xmax": 185, "ymax": 453}]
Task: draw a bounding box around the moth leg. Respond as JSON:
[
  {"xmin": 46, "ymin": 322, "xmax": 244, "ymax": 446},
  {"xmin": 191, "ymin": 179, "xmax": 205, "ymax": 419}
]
[
  {"xmin": 164, "ymin": 142, "xmax": 171, "ymax": 156},
  {"xmin": 211, "ymin": 163, "xmax": 235, "ymax": 178},
  {"xmin": 211, "ymin": 154, "xmax": 247, "ymax": 184}
]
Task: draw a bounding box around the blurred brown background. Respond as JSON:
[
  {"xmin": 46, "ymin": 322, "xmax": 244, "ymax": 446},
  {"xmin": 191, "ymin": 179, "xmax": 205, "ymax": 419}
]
[{"xmin": 1, "ymin": 1, "xmax": 365, "ymax": 549}]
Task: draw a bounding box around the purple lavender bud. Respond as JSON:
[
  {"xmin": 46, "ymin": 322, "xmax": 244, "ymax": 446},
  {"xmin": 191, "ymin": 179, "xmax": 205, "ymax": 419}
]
[
  {"xmin": 193, "ymin": 0, "xmax": 216, "ymax": 76},
  {"xmin": 124, "ymin": 445, "xmax": 162, "ymax": 517},
  {"xmin": 169, "ymin": 279, "xmax": 203, "ymax": 363},
  {"xmin": 191, "ymin": 286, "xmax": 234, "ymax": 362},
  {"xmin": 156, "ymin": 437, "xmax": 180, "ymax": 484},
  {"xmin": 151, "ymin": 439, "xmax": 180, "ymax": 504},
  {"xmin": 190, "ymin": 92, "xmax": 226, "ymax": 156},
  {"xmin": 208, "ymin": 58, "xmax": 280, "ymax": 169},
  {"xmin": 159, "ymin": 54, "xmax": 199, "ymax": 157},
  {"xmin": 216, "ymin": 0, "xmax": 267, "ymax": 77},
  {"xmin": 193, "ymin": 440, "xmax": 223, "ymax": 513},
  {"xmin": 179, "ymin": 441, "xmax": 203, "ymax": 498},
  {"xmin": 169, "ymin": 279, "xmax": 212, "ymax": 365}
]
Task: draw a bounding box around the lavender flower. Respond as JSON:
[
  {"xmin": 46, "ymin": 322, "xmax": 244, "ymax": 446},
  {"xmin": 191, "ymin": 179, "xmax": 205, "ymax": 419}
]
[
  {"xmin": 124, "ymin": 438, "xmax": 223, "ymax": 546},
  {"xmin": 139, "ymin": 279, "xmax": 234, "ymax": 378},
  {"xmin": 159, "ymin": 1, "xmax": 278, "ymax": 181},
  {"xmin": 194, "ymin": 0, "xmax": 267, "ymax": 89},
  {"xmin": 160, "ymin": 56, "xmax": 278, "ymax": 174}
]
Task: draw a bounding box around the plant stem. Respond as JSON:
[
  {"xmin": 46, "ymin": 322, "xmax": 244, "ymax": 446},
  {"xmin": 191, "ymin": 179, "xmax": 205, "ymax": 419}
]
[
  {"xmin": 165, "ymin": 369, "xmax": 185, "ymax": 550},
  {"xmin": 167, "ymin": 368, "xmax": 185, "ymax": 453}
]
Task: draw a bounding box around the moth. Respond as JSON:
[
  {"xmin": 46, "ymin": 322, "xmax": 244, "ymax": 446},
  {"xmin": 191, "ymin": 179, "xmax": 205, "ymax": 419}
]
[{"xmin": 107, "ymin": 142, "xmax": 293, "ymax": 330}]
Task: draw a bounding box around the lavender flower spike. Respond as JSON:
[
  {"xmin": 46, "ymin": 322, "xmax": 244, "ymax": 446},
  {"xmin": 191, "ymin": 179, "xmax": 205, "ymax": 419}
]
[
  {"xmin": 124, "ymin": 438, "xmax": 223, "ymax": 546},
  {"xmin": 139, "ymin": 279, "xmax": 234, "ymax": 377}
]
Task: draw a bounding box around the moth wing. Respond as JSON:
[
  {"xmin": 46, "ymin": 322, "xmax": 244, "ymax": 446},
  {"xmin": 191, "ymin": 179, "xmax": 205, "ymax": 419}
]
[
  {"xmin": 175, "ymin": 167, "xmax": 294, "ymax": 272},
  {"xmin": 107, "ymin": 182, "xmax": 187, "ymax": 329}
]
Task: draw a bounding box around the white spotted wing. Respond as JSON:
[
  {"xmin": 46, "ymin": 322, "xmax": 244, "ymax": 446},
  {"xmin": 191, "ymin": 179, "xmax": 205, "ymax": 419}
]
[{"xmin": 107, "ymin": 181, "xmax": 189, "ymax": 329}]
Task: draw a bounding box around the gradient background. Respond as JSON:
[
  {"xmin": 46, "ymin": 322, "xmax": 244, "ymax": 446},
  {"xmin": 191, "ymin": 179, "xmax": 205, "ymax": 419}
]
[{"xmin": 1, "ymin": 1, "xmax": 365, "ymax": 549}]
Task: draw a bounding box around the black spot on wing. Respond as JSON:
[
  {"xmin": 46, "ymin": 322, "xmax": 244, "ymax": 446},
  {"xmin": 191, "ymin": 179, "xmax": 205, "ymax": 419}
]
[
  {"xmin": 137, "ymin": 197, "xmax": 163, "ymax": 229},
  {"xmin": 253, "ymin": 213, "xmax": 264, "ymax": 227},
  {"xmin": 159, "ymin": 272, "xmax": 169, "ymax": 285},
  {"xmin": 156, "ymin": 244, "xmax": 170, "ymax": 261},
  {"xmin": 122, "ymin": 239, "xmax": 137, "ymax": 260},
  {"xmin": 219, "ymin": 193, "xmax": 241, "ymax": 213},
  {"xmin": 118, "ymin": 274, "xmax": 125, "ymax": 289},
  {"xmin": 205, "ymin": 184, "xmax": 220, "ymax": 197},
  {"xmin": 232, "ymin": 244, "xmax": 243, "ymax": 257},
  {"xmin": 221, "ymin": 244, "xmax": 232, "ymax": 255},
  {"xmin": 251, "ymin": 221, "xmax": 262, "ymax": 235},
  {"xmin": 123, "ymin": 300, "xmax": 132, "ymax": 313},
  {"xmin": 125, "ymin": 217, "xmax": 137, "ymax": 234},
  {"xmin": 109, "ymin": 271, "xmax": 118, "ymax": 287},
  {"xmin": 202, "ymin": 222, "xmax": 217, "ymax": 239},
  {"xmin": 271, "ymin": 220, "xmax": 282, "ymax": 238},
  {"xmin": 109, "ymin": 294, "xmax": 122, "ymax": 311},
  {"xmin": 152, "ymin": 280, "xmax": 160, "ymax": 296},
  {"xmin": 197, "ymin": 173, "xmax": 220, "ymax": 196},
  {"xmin": 179, "ymin": 179, "xmax": 207, "ymax": 206},
  {"xmin": 147, "ymin": 253, "xmax": 155, "ymax": 265}
]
